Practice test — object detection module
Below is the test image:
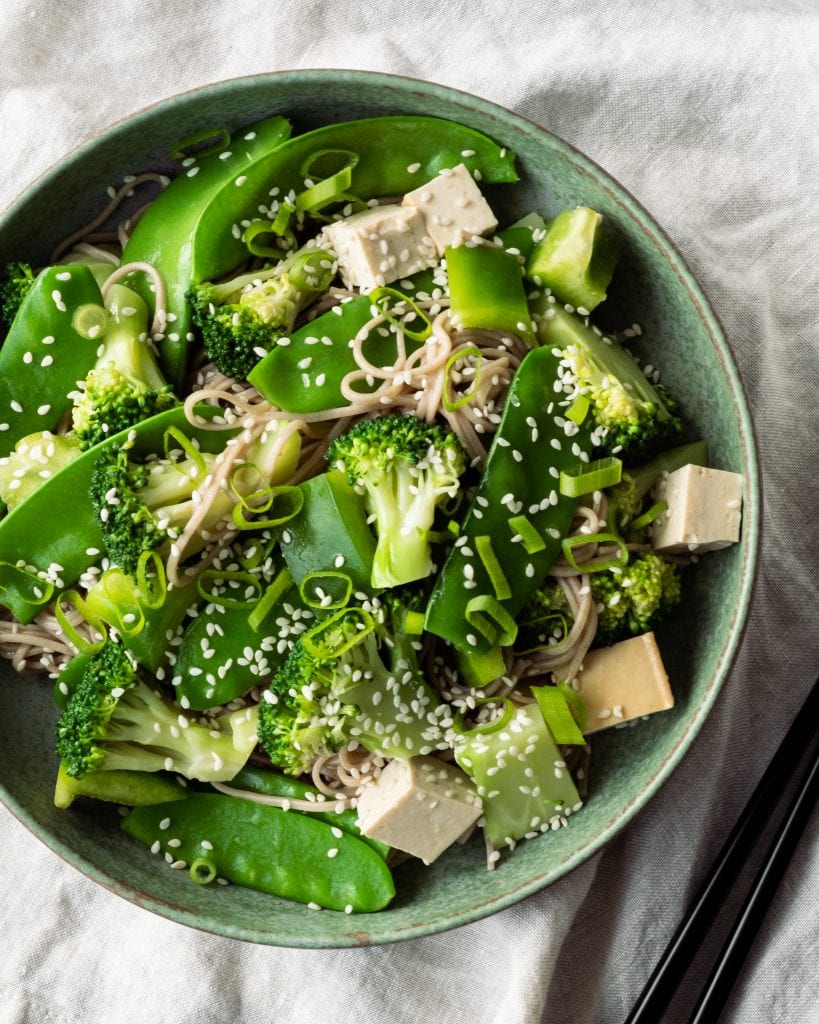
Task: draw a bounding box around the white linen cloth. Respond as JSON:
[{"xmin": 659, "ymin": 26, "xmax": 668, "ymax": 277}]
[{"xmin": 1, "ymin": 1, "xmax": 817, "ymax": 1021}]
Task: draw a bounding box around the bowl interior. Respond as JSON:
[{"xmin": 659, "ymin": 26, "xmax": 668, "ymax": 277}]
[{"xmin": 0, "ymin": 71, "xmax": 759, "ymax": 947}]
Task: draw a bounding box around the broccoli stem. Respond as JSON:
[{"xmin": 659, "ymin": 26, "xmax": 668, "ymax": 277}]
[{"xmin": 102, "ymin": 285, "xmax": 167, "ymax": 389}]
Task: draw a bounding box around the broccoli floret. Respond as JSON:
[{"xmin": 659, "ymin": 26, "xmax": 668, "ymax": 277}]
[
  {"xmin": 71, "ymin": 283, "xmax": 176, "ymax": 450},
  {"xmin": 591, "ymin": 551, "xmax": 681, "ymax": 646},
  {"xmin": 90, "ymin": 419, "xmax": 300, "ymax": 576},
  {"xmin": 187, "ymin": 246, "xmax": 336, "ymax": 380},
  {"xmin": 258, "ymin": 601, "xmax": 444, "ymax": 776},
  {"xmin": 0, "ymin": 261, "xmax": 36, "ymax": 331},
  {"xmin": 518, "ymin": 551, "xmax": 681, "ymax": 650},
  {"xmin": 55, "ymin": 642, "xmax": 258, "ymax": 782},
  {"xmin": 515, "ymin": 579, "xmax": 572, "ymax": 652},
  {"xmin": 0, "ymin": 431, "xmax": 82, "ymax": 512},
  {"xmin": 326, "ymin": 413, "xmax": 467, "ymax": 589},
  {"xmin": 537, "ymin": 302, "xmax": 681, "ymax": 461},
  {"xmin": 89, "ymin": 444, "xmax": 225, "ymax": 576}
]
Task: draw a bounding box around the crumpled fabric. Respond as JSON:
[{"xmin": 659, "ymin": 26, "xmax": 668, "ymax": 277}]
[{"xmin": 1, "ymin": 1, "xmax": 817, "ymax": 1022}]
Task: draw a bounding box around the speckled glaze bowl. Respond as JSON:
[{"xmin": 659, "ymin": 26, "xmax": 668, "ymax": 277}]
[{"xmin": 0, "ymin": 70, "xmax": 759, "ymax": 947}]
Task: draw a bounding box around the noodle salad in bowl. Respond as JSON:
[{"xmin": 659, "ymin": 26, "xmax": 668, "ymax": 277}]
[{"xmin": 0, "ymin": 76, "xmax": 755, "ymax": 941}]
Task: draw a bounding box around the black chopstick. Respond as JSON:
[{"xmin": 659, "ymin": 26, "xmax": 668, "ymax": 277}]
[{"xmin": 624, "ymin": 677, "xmax": 819, "ymax": 1024}]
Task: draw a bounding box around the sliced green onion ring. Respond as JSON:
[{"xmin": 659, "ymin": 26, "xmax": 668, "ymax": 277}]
[
  {"xmin": 196, "ymin": 570, "xmax": 262, "ymax": 610},
  {"xmin": 508, "ymin": 514, "xmax": 546, "ymax": 554},
  {"xmin": 474, "ymin": 535, "xmax": 511, "ymax": 601},
  {"xmin": 452, "ymin": 698, "xmax": 515, "ymax": 737},
  {"xmin": 72, "ymin": 303, "xmax": 109, "ymax": 341},
  {"xmin": 243, "ymin": 220, "xmax": 287, "ymax": 259},
  {"xmin": 163, "ymin": 426, "xmax": 206, "ymax": 478},
  {"xmin": 54, "ymin": 590, "xmax": 106, "ymax": 655},
  {"xmin": 135, "ymin": 550, "xmax": 167, "ymax": 611},
  {"xmin": 629, "ymin": 500, "xmax": 668, "ymax": 531},
  {"xmin": 231, "ymin": 485, "xmax": 304, "ymax": 531},
  {"xmin": 442, "ymin": 344, "xmax": 483, "ymax": 412},
  {"xmin": 247, "ymin": 567, "xmax": 294, "ymax": 632},
  {"xmin": 532, "ymin": 684, "xmax": 586, "ymax": 745},
  {"xmin": 0, "ymin": 562, "xmax": 54, "ymax": 611},
  {"xmin": 369, "ymin": 287, "xmax": 432, "ymax": 344},
  {"xmin": 515, "ymin": 612, "xmax": 570, "ymax": 655},
  {"xmin": 464, "ymin": 595, "xmax": 518, "ymax": 647},
  {"xmin": 302, "ymin": 607, "xmax": 373, "ymax": 659},
  {"xmin": 289, "ymin": 250, "xmax": 336, "ymax": 292},
  {"xmin": 559, "ymin": 456, "xmax": 622, "ymax": 497},
  {"xmin": 189, "ymin": 857, "xmax": 218, "ymax": 885},
  {"xmin": 298, "ymin": 571, "xmax": 353, "ymax": 611},
  {"xmin": 402, "ymin": 609, "xmax": 425, "ymax": 636},
  {"xmin": 561, "ymin": 531, "xmax": 629, "ymax": 572},
  {"xmin": 95, "ymin": 571, "xmax": 146, "ymax": 637},
  {"xmin": 170, "ymin": 127, "xmax": 230, "ymax": 163}
]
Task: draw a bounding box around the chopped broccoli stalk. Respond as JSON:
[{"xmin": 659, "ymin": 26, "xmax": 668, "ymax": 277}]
[
  {"xmin": 187, "ymin": 245, "xmax": 336, "ymax": 380},
  {"xmin": 519, "ymin": 552, "xmax": 681, "ymax": 651},
  {"xmin": 258, "ymin": 600, "xmax": 444, "ymax": 776},
  {"xmin": 535, "ymin": 301, "xmax": 682, "ymax": 460},
  {"xmin": 0, "ymin": 431, "xmax": 82, "ymax": 512},
  {"xmin": 526, "ymin": 206, "xmax": 617, "ymax": 312},
  {"xmin": 90, "ymin": 418, "xmax": 300, "ymax": 576},
  {"xmin": 326, "ymin": 413, "xmax": 467, "ymax": 589},
  {"xmin": 454, "ymin": 702, "xmax": 581, "ymax": 848},
  {"xmin": 0, "ymin": 261, "xmax": 36, "ymax": 330},
  {"xmin": 55, "ymin": 642, "xmax": 259, "ymax": 783},
  {"xmin": 71, "ymin": 284, "xmax": 176, "ymax": 450}
]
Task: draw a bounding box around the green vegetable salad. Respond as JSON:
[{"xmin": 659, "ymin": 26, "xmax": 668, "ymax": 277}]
[{"xmin": 0, "ymin": 113, "xmax": 742, "ymax": 913}]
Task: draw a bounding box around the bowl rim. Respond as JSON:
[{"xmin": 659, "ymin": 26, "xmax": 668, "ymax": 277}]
[{"xmin": 0, "ymin": 68, "xmax": 761, "ymax": 947}]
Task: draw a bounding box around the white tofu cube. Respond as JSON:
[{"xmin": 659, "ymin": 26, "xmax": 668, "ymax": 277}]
[
  {"xmin": 402, "ymin": 163, "xmax": 498, "ymax": 255},
  {"xmin": 321, "ymin": 204, "xmax": 436, "ymax": 291},
  {"xmin": 355, "ymin": 756, "xmax": 482, "ymax": 865},
  {"xmin": 651, "ymin": 464, "xmax": 743, "ymax": 554},
  {"xmin": 575, "ymin": 632, "xmax": 674, "ymax": 734}
]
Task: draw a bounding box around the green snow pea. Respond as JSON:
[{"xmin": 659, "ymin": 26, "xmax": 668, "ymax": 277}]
[
  {"xmin": 425, "ymin": 345, "xmax": 592, "ymax": 658},
  {"xmin": 228, "ymin": 765, "xmax": 390, "ymax": 859},
  {"xmin": 0, "ymin": 264, "xmax": 103, "ymax": 457},
  {"xmin": 446, "ymin": 243, "xmax": 534, "ymax": 343},
  {"xmin": 278, "ymin": 470, "xmax": 376, "ymax": 592},
  {"xmin": 122, "ymin": 792, "xmax": 396, "ymax": 912},
  {"xmin": 54, "ymin": 762, "xmax": 186, "ymax": 809},
  {"xmin": 121, "ymin": 115, "xmax": 293, "ymax": 387},
  {"xmin": 0, "ymin": 405, "xmax": 237, "ymax": 624},
  {"xmin": 173, "ymin": 555, "xmax": 311, "ymax": 711}
]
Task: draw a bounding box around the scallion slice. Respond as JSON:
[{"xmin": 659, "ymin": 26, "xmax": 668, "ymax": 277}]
[
  {"xmin": 532, "ymin": 684, "xmax": 586, "ymax": 745},
  {"xmin": 465, "ymin": 595, "xmax": 518, "ymax": 647},
  {"xmin": 369, "ymin": 286, "xmax": 432, "ymax": 344},
  {"xmin": 561, "ymin": 531, "xmax": 628, "ymax": 572},
  {"xmin": 474, "ymin": 535, "xmax": 512, "ymax": 601},
  {"xmin": 302, "ymin": 607, "xmax": 374, "ymax": 659},
  {"xmin": 247, "ymin": 567, "xmax": 293, "ymax": 632},
  {"xmin": 54, "ymin": 590, "xmax": 106, "ymax": 655},
  {"xmin": 231, "ymin": 484, "xmax": 304, "ymax": 531},
  {"xmin": 71, "ymin": 303, "xmax": 109, "ymax": 340},
  {"xmin": 508, "ymin": 514, "xmax": 546, "ymax": 554},
  {"xmin": 298, "ymin": 570, "xmax": 353, "ymax": 611},
  {"xmin": 566, "ymin": 394, "xmax": 590, "ymax": 425},
  {"xmin": 629, "ymin": 500, "xmax": 668, "ymax": 531},
  {"xmin": 559, "ymin": 456, "xmax": 622, "ymax": 497},
  {"xmin": 443, "ymin": 344, "xmax": 482, "ymax": 411}
]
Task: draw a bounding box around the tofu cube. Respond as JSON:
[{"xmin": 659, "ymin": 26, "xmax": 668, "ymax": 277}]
[
  {"xmin": 651, "ymin": 464, "xmax": 743, "ymax": 554},
  {"xmin": 321, "ymin": 204, "xmax": 436, "ymax": 291},
  {"xmin": 575, "ymin": 632, "xmax": 674, "ymax": 734},
  {"xmin": 355, "ymin": 756, "xmax": 482, "ymax": 865},
  {"xmin": 402, "ymin": 163, "xmax": 498, "ymax": 255}
]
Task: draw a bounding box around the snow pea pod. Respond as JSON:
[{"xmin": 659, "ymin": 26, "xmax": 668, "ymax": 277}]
[
  {"xmin": 228, "ymin": 765, "xmax": 390, "ymax": 858},
  {"xmin": 0, "ymin": 264, "xmax": 103, "ymax": 457},
  {"xmin": 0, "ymin": 405, "xmax": 237, "ymax": 624},
  {"xmin": 173, "ymin": 561, "xmax": 311, "ymax": 711},
  {"xmin": 121, "ymin": 115, "xmax": 293, "ymax": 387},
  {"xmin": 425, "ymin": 345, "xmax": 592, "ymax": 657},
  {"xmin": 278, "ymin": 470, "xmax": 376, "ymax": 592},
  {"xmin": 446, "ymin": 243, "xmax": 534, "ymax": 343},
  {"xmin": 122, "ymin": 792, "xmax": 396, "ymax": 912}
]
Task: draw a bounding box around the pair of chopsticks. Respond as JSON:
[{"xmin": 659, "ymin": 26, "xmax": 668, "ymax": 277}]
[{"xmin": 625, "ymin": 677, "xmax": 819, "ymax": 1024}]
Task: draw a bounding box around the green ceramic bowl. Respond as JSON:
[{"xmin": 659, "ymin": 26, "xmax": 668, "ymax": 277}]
[{"xmin": 0, "ymin": 71, "xmax": 759, "ymax": 947}]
